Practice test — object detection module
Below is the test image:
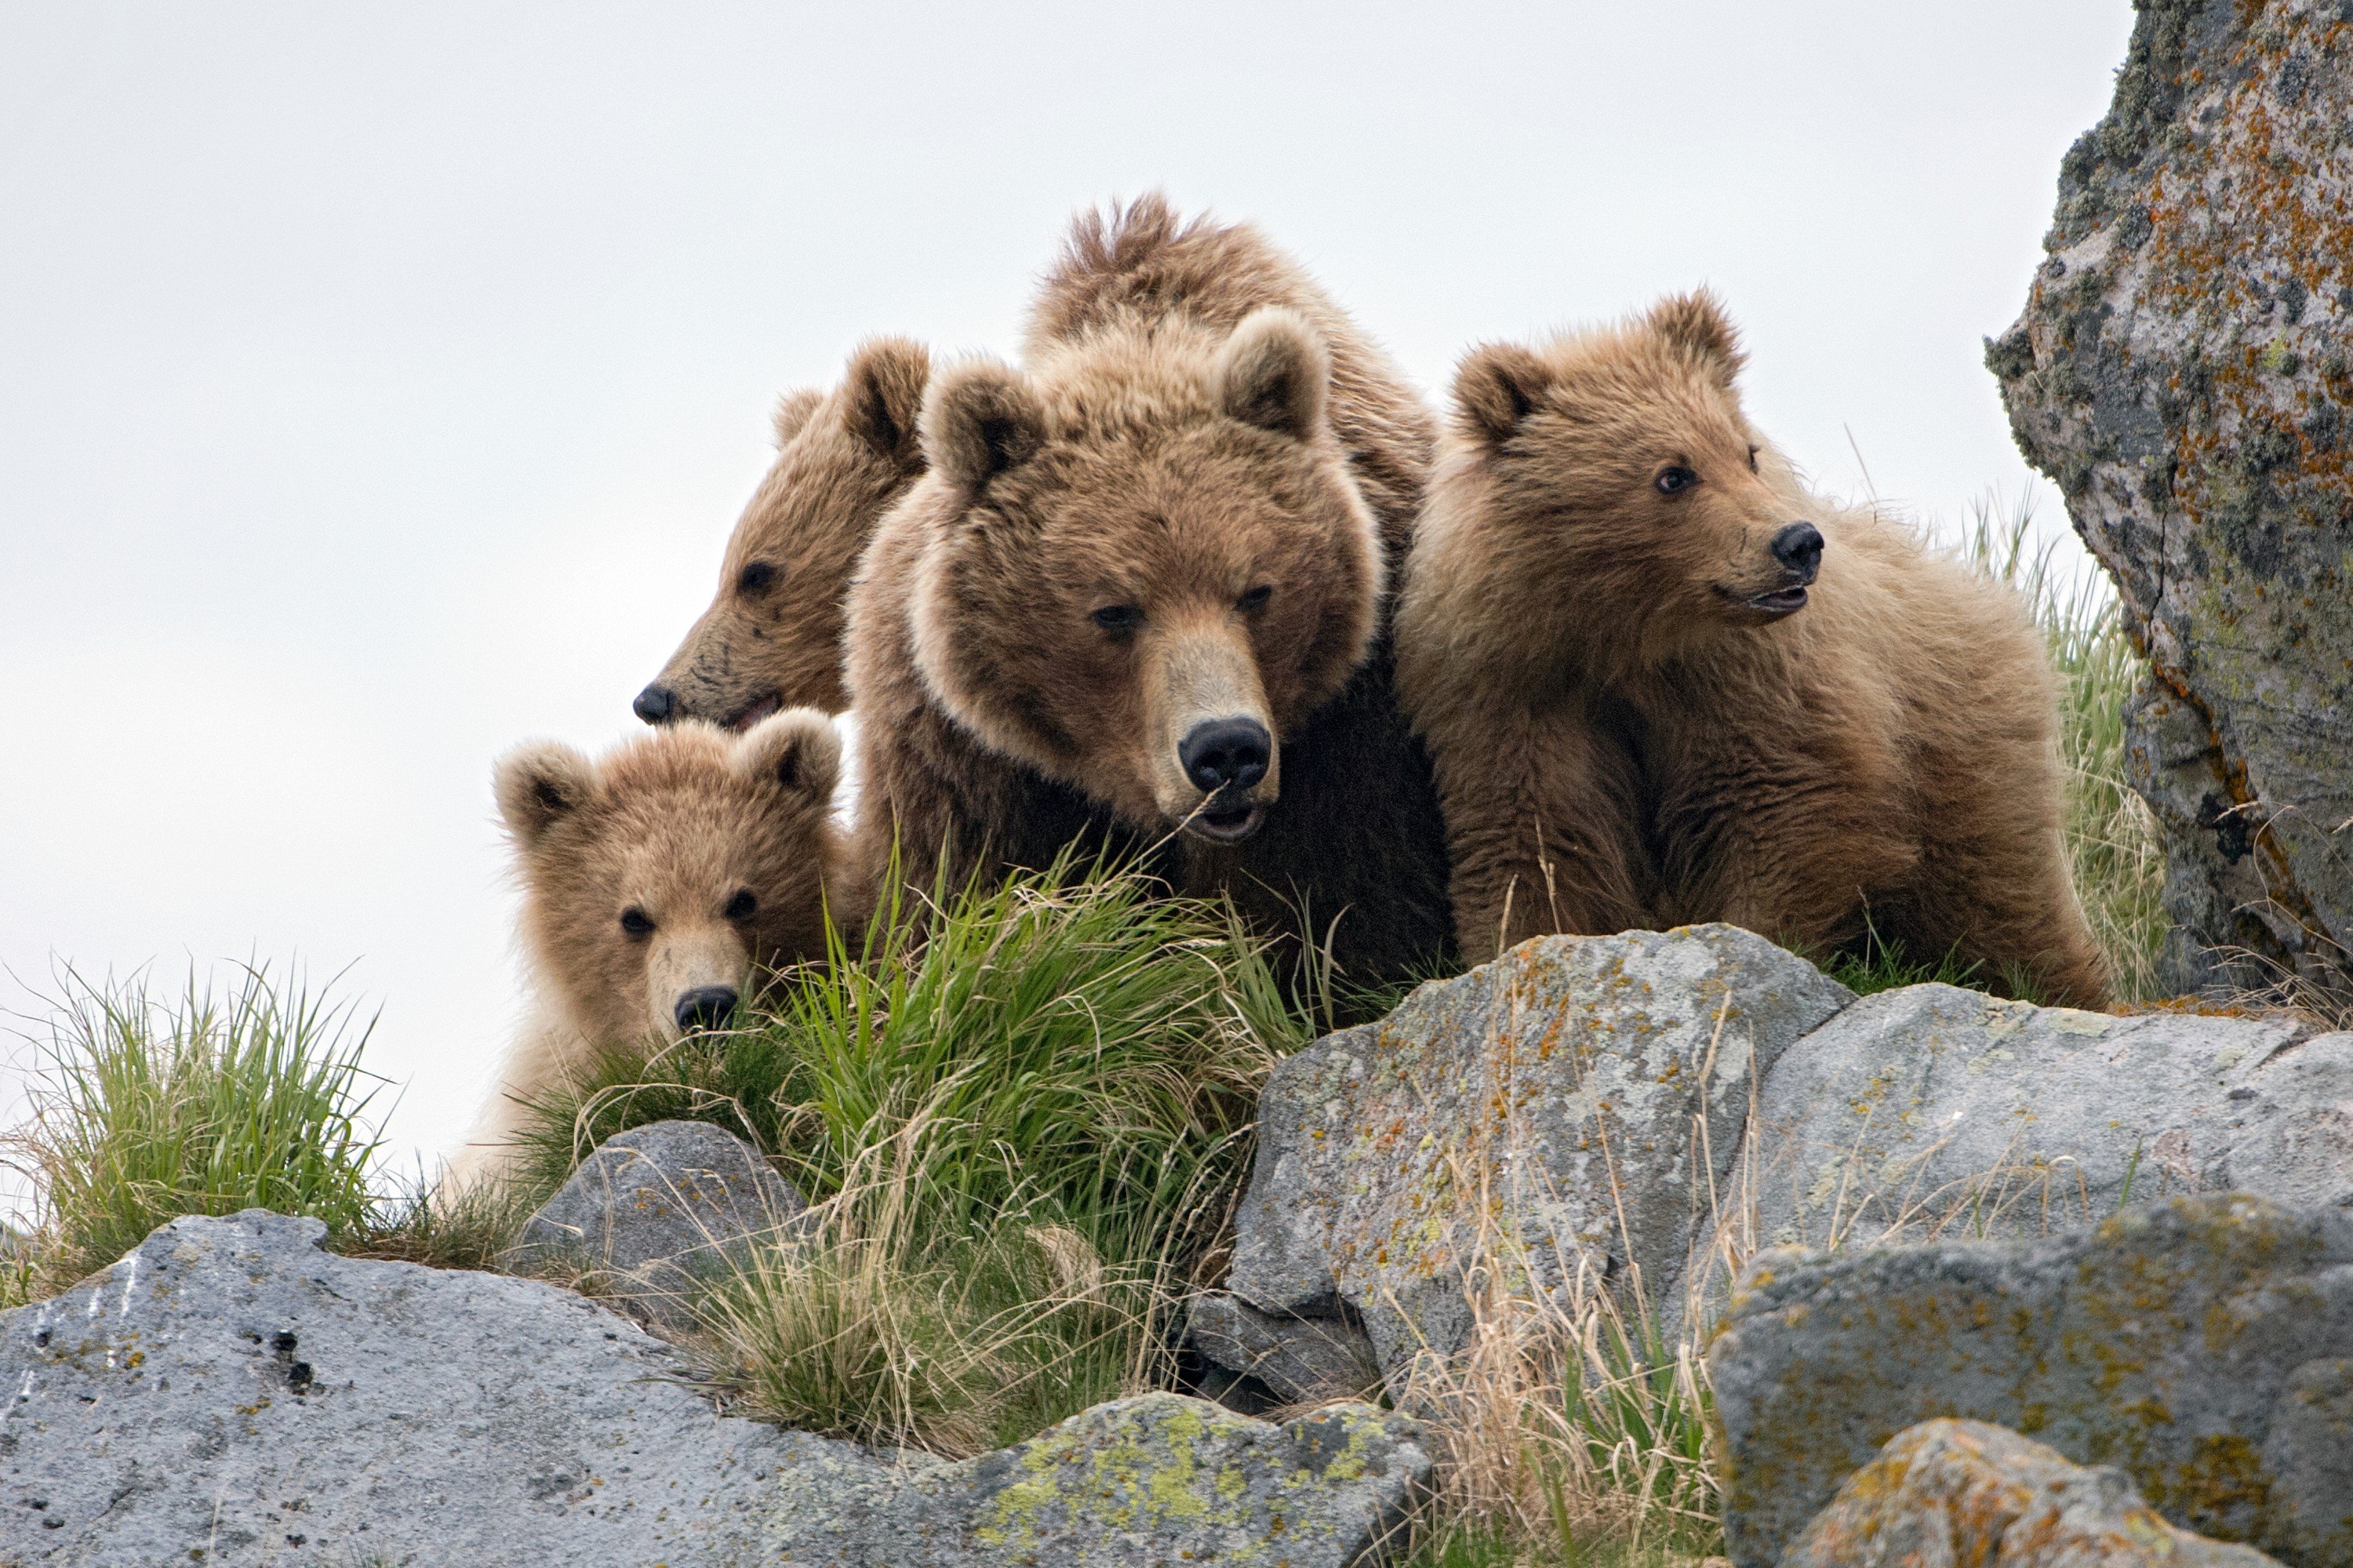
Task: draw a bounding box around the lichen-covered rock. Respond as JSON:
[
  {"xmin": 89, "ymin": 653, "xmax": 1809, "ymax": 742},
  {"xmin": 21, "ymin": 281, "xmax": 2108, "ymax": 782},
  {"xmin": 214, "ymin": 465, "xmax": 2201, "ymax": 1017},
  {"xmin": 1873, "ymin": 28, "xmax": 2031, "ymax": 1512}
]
[
  {"xmin": 1188, "ymin": 1293, "xmax": 1382, "ymax": 1406},
  {"xmin": 500, "ymin": 1118, "xmax": 810, "ymax": 1329},
  {"xmin": 0, "ymin": 1208, "xmax": 869, "ymax": 1566},
  {"xmin": 766, "ymin": 1392, "xmax": 1428, "ymax": 1566},
  {"xmin": 1988, "ymin": 0, "xmax": 2353, "ymax": 999},
  {"xmin": 1710, "ymin": 1194, "xmax": 2353, "ymax": 1568},
  {"xmin": 1228, "ymin": 925, "xmax": 1852, "ymax": 1387},
  {"xmin": 1748, "ymin": 986, "xmax": 2353, "ymax": 1248},
  {"xmin": 1783, "ymin": 1418, "xmax": 2282, "ymax": 1568}
]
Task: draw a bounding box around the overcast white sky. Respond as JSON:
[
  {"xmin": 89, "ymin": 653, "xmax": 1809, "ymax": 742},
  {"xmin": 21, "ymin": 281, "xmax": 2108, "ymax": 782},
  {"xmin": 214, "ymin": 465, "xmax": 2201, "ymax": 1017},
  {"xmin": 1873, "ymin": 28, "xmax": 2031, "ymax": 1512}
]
[{"xmin": 0, "ymin": 2, "xmax": 2137, "ymax": 1194}]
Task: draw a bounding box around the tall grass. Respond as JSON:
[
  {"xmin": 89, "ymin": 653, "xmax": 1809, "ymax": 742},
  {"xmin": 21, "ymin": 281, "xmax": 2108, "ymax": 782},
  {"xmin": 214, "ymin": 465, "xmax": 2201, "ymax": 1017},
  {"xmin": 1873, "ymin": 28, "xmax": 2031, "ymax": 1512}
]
[
  {"xmin": 1962, "ymin": 493, "xmax": 2168, "ymax": 1002},
  {"xmin": 5, "ymin": 964, "xmax": 386, "ymax": 1292}
]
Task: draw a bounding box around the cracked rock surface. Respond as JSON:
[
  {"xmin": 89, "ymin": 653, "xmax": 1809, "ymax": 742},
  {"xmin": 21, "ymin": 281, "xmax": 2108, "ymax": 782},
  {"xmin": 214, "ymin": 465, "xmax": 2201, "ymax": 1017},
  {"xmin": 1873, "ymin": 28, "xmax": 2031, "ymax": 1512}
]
[{"xmin": 1989, "ymin": 0, "xmax": 2353, "ymax": 999}]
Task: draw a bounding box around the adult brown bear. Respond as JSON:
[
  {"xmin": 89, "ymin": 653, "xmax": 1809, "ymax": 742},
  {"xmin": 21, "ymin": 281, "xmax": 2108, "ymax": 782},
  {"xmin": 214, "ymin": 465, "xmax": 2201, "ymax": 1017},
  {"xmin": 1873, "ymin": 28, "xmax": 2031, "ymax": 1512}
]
[
  {"xmin": 1395, "ymin": 293, "xmax": 2107, "ymax": 1006},
  {"xmin": 845, "ymin": 197, "xmax": 1453, "ymax": 988}
]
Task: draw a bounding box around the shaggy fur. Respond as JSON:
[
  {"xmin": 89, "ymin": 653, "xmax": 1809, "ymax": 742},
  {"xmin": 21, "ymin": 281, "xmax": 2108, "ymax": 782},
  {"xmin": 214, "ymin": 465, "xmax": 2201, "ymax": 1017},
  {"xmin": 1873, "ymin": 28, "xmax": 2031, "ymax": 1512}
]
[
  {"xmin": 844, "ymin": 195, "xmax": 1453, "ymax": 985},
  {"xmin": 643, "ymin": 338, "xmax": 930, "ymax": 722},
  {"xmin": 446, "ymin": 711, "xmax": 856, "ymax": 1189},
  {"xmin": 1395, "ymin": 293, "xmax": 2108, "ymax": 1006}
]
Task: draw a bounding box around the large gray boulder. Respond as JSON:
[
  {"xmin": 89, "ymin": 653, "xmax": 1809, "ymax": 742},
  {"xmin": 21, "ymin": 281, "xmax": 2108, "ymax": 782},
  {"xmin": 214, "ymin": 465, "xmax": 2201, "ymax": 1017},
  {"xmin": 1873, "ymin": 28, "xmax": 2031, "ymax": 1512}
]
[
  {"xmin": 0, "ymin": 1209, "xmax": 1435, "ymax": 1566},
  {"xmin": 1989, "ymin": 0, "xmax": 2353, "ymax": 999},
  {"xmin": 1709, "ymin": 1195, "xmax": 2353, "ymax": 1568},
  {"xmin": 1187, "ymin": 1292, "xmax": 1382, "ymax": 1406},
  {"xmin": 500, "ymin": 1118, "xmax": 810, "ymax": 1330},
  {"xmin": 1783, "ymin": 1418, "xmax": 2282, "ymax": 1568},
  {"xmin": 1748, "ymin": 986, "xmax": 2353, "ymax": 1249},
  {"xmin": 1227, "ymin": 926, "xmax": 1851, "ymax": 1387}
]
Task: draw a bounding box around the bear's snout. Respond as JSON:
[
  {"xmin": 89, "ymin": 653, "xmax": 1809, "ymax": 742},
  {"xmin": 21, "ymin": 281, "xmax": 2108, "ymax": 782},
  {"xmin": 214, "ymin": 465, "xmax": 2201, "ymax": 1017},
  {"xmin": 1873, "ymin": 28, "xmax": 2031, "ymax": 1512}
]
[
  {"xmin": 1179, "ymin": 717, "xmax": 1272, "ymax": 795},
  {"xmin": 633, "ymin": 682, "xmax": 676, "ymax": 725},
  {"xmin": 672, "ymin": 984, "xmax": 740, "ymax": 1033},
  {"xmin": 1770, "ymin": 522, "xmax": 1824, "ymax": 584}
]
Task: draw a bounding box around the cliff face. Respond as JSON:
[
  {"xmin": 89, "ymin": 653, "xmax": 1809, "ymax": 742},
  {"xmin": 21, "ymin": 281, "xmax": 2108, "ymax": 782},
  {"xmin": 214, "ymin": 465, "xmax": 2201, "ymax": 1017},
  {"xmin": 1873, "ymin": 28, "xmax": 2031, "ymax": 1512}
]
[{"xmin": 1990, "ymin": 0, "xmax": 2353, "ymax": 999}]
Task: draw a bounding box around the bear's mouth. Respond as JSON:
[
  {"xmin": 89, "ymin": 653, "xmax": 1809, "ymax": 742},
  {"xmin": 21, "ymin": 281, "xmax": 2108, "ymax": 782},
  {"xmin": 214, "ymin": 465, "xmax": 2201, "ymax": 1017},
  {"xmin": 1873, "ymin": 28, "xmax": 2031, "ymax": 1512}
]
[
  {"xmin": 722, "ymin": 690, "xmax": 785, "ymax": 732},
  {"xmin": 1184, "ymin": 799, "xmax": 1267, "ymax": 844},
  {"xmin": 1747, "ymin": 586, "xmax": 1809, "ymax": 617}
]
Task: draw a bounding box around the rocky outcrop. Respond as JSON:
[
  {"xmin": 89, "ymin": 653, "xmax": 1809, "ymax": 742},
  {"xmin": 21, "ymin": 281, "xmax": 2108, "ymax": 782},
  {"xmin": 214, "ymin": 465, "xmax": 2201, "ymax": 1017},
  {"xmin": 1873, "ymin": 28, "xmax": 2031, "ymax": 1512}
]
[
  {"xmin": 1748, "ymin": 986, "xmax": 2353, "ymax": 1249},
  {"xmin": 1783, "ymin": 1418, "xmax": 2282, "ymax": 1568},
  {"xmin": 0, "ymin": 1210, "xmax": 1429, "ymax": 1566},
  {"xmin": 1187, "ymin": 1293, "xmax": 1382, "ymax": 1406},
  {"xmin": 1710, "ymin": 1195, "xmax": 2353, "ymax": 1568},
  {"xmin": 500, "ymin": 1118, "xmax": 810, "ymax": 1330},
  {"xmin": 1989, "ymin": 0, "xmax": 2353, "ymax": 999},
  {"xmin": 1227, "ymin": 925, "xmax": 1853, "ymax": 1387}
]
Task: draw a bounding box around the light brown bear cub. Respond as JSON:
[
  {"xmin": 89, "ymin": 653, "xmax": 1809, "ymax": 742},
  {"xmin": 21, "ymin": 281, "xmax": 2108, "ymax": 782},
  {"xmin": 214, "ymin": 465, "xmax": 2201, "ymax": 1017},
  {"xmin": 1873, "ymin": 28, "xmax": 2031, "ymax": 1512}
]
[
  {"xmin": 1395, "ymin": 293, "xmax": 2107, "ymax": 1006},
  {"xmin": 846, "ymin": 196, "xmax": 1453, "ymax": 985},
  {"xmin": 635, "ymin": 337, "xmax": 930, "ymax": 726},
  {"xmin": 445, "ymin": 710, "xmax": 855, "ymax": 1190}
]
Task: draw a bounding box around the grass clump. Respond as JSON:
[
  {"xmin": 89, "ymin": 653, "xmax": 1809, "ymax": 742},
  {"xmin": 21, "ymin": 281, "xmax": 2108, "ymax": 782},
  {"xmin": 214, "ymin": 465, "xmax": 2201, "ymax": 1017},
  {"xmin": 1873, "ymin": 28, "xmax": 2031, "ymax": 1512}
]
[
  {"xmin": 515, "ymin": 855, "xmax": 1311, "ymax": 1453},
  {"xmin": 5, "ymin": 963, "xmax": 387, "ymax": 1293}
]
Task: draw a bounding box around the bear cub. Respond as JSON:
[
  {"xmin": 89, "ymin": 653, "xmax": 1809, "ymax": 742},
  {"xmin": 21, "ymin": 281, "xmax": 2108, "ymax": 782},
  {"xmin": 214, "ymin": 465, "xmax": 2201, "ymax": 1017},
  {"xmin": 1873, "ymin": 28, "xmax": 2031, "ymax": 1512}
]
[
  {"xmin": 445, "ymin": 709, "xmax": 856, "ymax": 1190},
  {"xmin": 1396, "ymin": 292, "xmax": 2107, "ymax": 1006},
  {"xmin": 635, "ymin": 337, "xmax": 930, "ymax": 726}
]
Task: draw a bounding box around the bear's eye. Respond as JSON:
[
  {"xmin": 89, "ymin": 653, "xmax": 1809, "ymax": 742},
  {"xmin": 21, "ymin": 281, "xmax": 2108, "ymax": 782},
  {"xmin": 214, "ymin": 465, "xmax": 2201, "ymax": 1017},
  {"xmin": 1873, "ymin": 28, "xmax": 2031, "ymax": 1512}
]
[
  {"xmin": 1091, "ymin": 604, "xmax": 1144, "ymax": 635},
  {"xmin": 620, "ymin": 908, "xmax": 656, "ymax": 937},
  {"xmin": 736, "ymin": 562, "xmax": 778, "ymax": 597},
  {"xmin": 1654, "ymin": 465, "xmax": 1699, "ymax": 496},
  {"xmin": 1237, "ymin": 584, "xmax": 1272, "ymax": 613},
  {"xmin": 724, "ymin": 890, "xmax": 758, "ymax": 922},
  {"xmin": 1747, "ymin": 445, "xmax": 1760, "ymax": 473}
]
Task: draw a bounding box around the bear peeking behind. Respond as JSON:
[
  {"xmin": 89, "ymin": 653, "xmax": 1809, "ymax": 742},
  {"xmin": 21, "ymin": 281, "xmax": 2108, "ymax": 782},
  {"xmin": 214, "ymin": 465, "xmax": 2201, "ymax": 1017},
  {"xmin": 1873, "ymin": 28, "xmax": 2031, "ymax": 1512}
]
[
  {"xmin": 1395, "ymin": 292, "xmax": 2108, "ymax": 1006},
  {"xmin": 845, "ymin": 195, "xmax": 1453, "ymax": 987},
  {"xmin": 635, "ymin": 337, "xmax": 931, "ymax": 727},
  {"xmin": 444, "ymin": 710, "xmax": 855, "ymax": 1191}
]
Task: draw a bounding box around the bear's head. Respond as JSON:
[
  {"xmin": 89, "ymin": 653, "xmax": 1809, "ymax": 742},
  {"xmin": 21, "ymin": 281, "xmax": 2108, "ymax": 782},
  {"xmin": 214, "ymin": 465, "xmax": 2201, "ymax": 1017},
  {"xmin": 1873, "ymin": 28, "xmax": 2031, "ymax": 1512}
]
[
  {"xmin": 638, "ymin": 337, "xmax": 931, "ymax": 726},
  {"xmin": 494, "ymin": 710, "xmax": 842, "ymax": 1046},
  {"xmin": 897, "ymin": 307, "xmax": 1381, "ymax": 843},
  {"xmin": 1414, "ymin": 292, "xmax": 1824, "ymax": 682}
]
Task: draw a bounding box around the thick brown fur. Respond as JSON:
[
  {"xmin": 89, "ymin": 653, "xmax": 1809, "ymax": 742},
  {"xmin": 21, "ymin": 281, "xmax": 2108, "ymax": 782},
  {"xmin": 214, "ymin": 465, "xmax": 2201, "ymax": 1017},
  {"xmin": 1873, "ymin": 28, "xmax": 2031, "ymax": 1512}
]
[
  {"xmin": 844, "ymin": 195, "xmax": 1453, "ymax": 985},
  {"xmin": 1395, "ymin": 293, "xmax": 2108, "ymax": 1006},
  {"xmin": 446, "ymin": 711, "xmax": 859, "ymax": 1189},
  {"xmin": 643, "ymin": 338, "xmax": 930, "ymax": 723}
]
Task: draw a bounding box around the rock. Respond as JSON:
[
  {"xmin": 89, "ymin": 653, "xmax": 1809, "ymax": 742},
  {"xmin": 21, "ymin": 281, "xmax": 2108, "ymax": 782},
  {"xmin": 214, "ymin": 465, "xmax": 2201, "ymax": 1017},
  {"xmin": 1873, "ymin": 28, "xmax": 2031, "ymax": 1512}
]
[
  {"xmin": 1783, "ymin": 1418, "xmax": 2282, "ymax": 1568},
  {"xmin": 500, "ymin": 1118, "xmax": 811, "ymax": 1328},
  {"xmin": 1747, "ymin": 985, "xmax": 2353, "ymax": 1249},
  {"xmin": 1989, "ymin": 0, "xmax": 2353, "ymax": 1001},
  {"xmin": 0, "ymin": 1208, "xmax": 867, "ymax": 1566},
  {"xmin": 766, "ymin": 1392, "xmax": 1428, "ymax": 1566},
  {"xmin": 1709, "ymin": 1194, "xmax": 2353, "ymax": 1568},
  {"xmin": 1187, "ymin": 1293, "xmax": 1381, "ymax": 1406},
  {"xmin": 1228, "ymin": 925, "xmax": 1852, "ymax": 1388},
  {"xmin": 0, "ymin": 1210, "xmax": 1428, "ymax": 1567}
]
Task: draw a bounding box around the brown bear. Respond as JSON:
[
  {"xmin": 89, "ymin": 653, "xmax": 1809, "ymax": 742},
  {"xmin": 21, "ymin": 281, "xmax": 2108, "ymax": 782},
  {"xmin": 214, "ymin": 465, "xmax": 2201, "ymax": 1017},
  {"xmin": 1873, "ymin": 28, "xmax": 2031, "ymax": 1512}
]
[
  {"xmin": 635, "ymin": 337, "xmax": 931, "ymax": 726},
  {"xmin": 1395, "ymin": 292, "xmax": 2108, "ymax": 1006},
  {"xmin": 842, "ymin": 196, "xmax": 1454, "ymax": 987},
  {"xmin": 445, "ymin": 710, "xmax": 856, "ymax": 1190}
]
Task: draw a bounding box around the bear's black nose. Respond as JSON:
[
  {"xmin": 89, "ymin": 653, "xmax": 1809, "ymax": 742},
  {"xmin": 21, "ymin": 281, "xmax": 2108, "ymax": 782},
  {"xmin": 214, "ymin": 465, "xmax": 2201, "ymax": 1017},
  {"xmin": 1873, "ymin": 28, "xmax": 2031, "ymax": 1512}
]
[
  {"xmin": 673, "ymin": 985, "xmax": 739, "ymax": 1032},
  {"xmin": 1771, "ymin": 522, "xmax": 1824, "ymax": 581},
  {"xmin": 633, "ymin": 683, "xmax": 676, "ymax": 725},
  {"xmin": 1179, "ymin": 718, "xmax": 1272, "ymax": 794}
]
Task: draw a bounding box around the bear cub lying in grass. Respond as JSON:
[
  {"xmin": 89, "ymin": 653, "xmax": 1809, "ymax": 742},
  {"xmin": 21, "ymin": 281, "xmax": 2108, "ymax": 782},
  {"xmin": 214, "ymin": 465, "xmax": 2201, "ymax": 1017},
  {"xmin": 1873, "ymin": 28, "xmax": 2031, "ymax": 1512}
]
[
  {"xmin": 445, "ymin": 709, "xmax": 856, "ymax": 1191},
  {"xmin": 1397, "ymin": 292, "xmax": 2108, "ymax": 1006}
]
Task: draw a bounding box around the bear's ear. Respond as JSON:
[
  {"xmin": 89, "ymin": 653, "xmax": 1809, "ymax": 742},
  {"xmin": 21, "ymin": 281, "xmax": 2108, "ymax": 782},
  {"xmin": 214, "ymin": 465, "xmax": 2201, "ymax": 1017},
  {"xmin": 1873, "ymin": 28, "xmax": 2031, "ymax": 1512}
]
[
  {"xmin": 922, "ymin": 358, "xmax": 1046, "ymax": 492},
  {"xmin": 771, "ymin": 388, "xmax": 825, "ymax": 449},
  {"xmin": 494, "ymin": 741, "xmax": 598, "ymax": 847},
  {"xmin": 841, "ymin": 336, "xmax": 932, "ymax": 465},
  {"xmin": 1647, "ymin": 290, "xmax": 1745, "ymax": 389},
  {"xmin": 1453, "ymin": 343, "xmax": 1553, "ymax": 449},
  {"xmin": 1216, "ymin": 307, "xmax": 1329, "ymax": 441},
  {"xmin": 733, "ymin": 707, "xmax": 841, "ymax": 806}
]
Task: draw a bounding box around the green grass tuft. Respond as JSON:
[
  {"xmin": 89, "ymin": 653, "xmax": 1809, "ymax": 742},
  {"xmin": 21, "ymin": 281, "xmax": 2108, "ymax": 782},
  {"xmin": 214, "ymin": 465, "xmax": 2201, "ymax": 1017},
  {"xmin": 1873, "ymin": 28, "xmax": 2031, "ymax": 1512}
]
[{"xmin": 5, "ymin": 963, "xmax": 387, "ymax": 1292}]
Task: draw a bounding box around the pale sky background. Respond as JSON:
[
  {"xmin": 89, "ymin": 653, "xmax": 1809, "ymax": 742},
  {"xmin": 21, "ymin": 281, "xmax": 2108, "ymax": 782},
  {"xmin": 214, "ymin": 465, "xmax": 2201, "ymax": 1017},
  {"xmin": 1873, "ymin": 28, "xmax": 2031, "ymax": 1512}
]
[{"xmin": 0, "ymin": 2, "xmax": 2138, "ymax": 1202}]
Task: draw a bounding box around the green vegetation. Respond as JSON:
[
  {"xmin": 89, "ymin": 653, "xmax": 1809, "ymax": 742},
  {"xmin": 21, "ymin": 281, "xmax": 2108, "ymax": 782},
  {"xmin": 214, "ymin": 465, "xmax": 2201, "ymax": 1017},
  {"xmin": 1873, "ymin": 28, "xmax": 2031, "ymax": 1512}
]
[{"xmin": 5, "ymin": 963, "xmax": 386, "ymax": 1296}]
